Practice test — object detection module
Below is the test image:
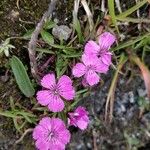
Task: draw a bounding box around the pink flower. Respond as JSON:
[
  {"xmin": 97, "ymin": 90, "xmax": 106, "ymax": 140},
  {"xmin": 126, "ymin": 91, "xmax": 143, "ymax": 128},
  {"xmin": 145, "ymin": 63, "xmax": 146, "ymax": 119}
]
[
  {"xmin": 72, "ymin": 54, "xmax": 106, "ymax": 86},
  {"xmin": 68, "ymin": 106, "xmax": 89, "ymax": 130},
  {"xmin": 84, "ymin": 32, "xmax": 116, "ymax": 68},
  {"xmin": 33, "ymin": 117, "xmax": 71, "ymax": 150},
  {"xmin": 36, "ymin": 74, "xmax": 75, "ymax": 112}
]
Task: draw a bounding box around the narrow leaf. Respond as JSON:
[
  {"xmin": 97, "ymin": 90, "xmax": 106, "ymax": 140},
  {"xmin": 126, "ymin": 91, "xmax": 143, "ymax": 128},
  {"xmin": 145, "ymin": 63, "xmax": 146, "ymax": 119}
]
[
  {"xmin": 22, "ymin": 29, "xmax": 34, "ymax": 39},
  {"xmin": 43, "ymin": 20, "xmax": 56, "ymax": 29},
  {"xmin": 117, "ymin": 0, "xmax": 147, "ymax": 18},
  {"xmin": 108, "ymin": 0, "xmax": 119, "ymax": 33},
  {"xmin": 10, "ymin": 56, "xmax": 35, "ymax": 97},
  {"xmin": 41, "ymin": 30, "xmax": 54, "ymax": 45}
]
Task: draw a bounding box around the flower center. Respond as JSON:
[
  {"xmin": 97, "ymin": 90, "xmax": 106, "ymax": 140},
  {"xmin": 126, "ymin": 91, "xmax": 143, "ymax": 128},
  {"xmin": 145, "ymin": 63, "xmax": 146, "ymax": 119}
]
[
  {"xmin": 46, "ymin": 131, "xmax": 55, "ymax": 142},
  {"xmin": 97, "ymin": 49, "xmax": 104, "ymax": 58},
  {"xmin": 86, "ymin": 65, "xmax": 95, "ymax": 72},
  {"xmin": 51, "ymin": 85, "xmax": 59, "ymax": 95}
]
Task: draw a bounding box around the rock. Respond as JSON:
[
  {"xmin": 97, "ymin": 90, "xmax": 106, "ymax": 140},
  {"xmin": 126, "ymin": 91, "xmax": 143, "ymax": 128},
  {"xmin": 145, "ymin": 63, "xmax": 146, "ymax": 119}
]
[
  {"xmin": 128, "ymin": 91, "xmax": 135, "ymax": 103},
  {"xmin": 137, "ymin": 88, "xmax": 147, "ymax": 97},
  {"xmin": 122, "ymin": 93, "xmax": 129, "ymax": 104},
  {"xmin": 52, "ymin": 25, "xmax": 72, "ymax": 41}
]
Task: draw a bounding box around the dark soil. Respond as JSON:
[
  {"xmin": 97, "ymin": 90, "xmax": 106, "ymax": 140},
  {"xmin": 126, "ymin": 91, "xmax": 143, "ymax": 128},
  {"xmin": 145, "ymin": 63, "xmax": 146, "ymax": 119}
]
[{"xmin": 0, "ymin": 0, "xmax": 150, "ymax": 150}]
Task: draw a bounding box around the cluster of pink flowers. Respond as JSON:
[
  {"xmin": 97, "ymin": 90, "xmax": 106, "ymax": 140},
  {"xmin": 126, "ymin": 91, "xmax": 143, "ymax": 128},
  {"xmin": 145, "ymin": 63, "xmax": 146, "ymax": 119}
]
[
  {"xmin": 73, "ymin": 32, "xmax": 116, "ymax": 86},
  {"xmin": 33, "ymin": 32, "xmax": 115, "ymax": 150}
]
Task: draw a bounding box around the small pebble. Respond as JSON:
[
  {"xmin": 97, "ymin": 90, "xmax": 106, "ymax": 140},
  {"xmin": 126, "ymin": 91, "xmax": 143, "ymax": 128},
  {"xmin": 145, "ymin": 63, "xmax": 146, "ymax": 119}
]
[
  {"xmin": 52, "ymin": 25, "xmax": 72, "ymax": 41},
  {"xmin": 128, "ymin": 91, "xmax": 135, "ymax": 103},
  {"xmin": 137, "ymin": 88, "xmax": 147, "ymax": 97}
]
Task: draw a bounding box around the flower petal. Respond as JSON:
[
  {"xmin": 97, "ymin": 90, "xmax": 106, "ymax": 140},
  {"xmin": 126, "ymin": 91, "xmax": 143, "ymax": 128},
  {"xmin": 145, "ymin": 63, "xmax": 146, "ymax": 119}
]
[
  {"xmin": 84, "ymin": 40, "xmax": 99, "ymax": 55},
  {"xmin": 48, "ymin": 95, "xmax": 64, "ymax": 112},
  {"xmin": 35, "ymin": 139, "xmax": 49, "ymax": 150},
  {"xmin": 58, "ymin": 75, "xmax": 75, "ymax": 100},
  {"xmin": 94, "ymin": 59, "xmax": 109, "ymax": 74},
  {"xmin": 50, "ymin": 118, "xmax": 66, "ymax": 131},
  {"xmin": 72, "ymin": 63, "xmax": 86, "ymax": 77},
  {"xmin": 58, "ymin": 129, "xmax": 71, "ymax": 144},
  {"xmin": 76, "ymin": 119, "xmax": 88, "ymax": 130},
  {"xmin": 101, "ymin": 52, "xmax": 112, "ymax": 66},
  {"xmin": 82, "ymin": 54, "xmax": 99, "ymax": 66},
  {"xmin": 49, "ymin": 142, "xmax": 65, "ymax": 150},
  {"xmin": 36, "ymin": 90, "xmax": 51, "ymax": 106},
  {"xmin": 41, "ymin": 73, "xmax": 56, "ymax": 89},
  {"xmin": 98, "ymin": 32, "xmax": 116, "ymax": 50},
  {"xmin": 33, "ymin": 126, "xmax": 45, "ymax": 140},
  {"xmin": 39, "ymin": 117, "xmax": 52, "ymax": 130},
  {"xmin": 58, "ymin": 75, "xmax": 73, "ymax": 85},
  {"xmin": 85, "ymin": 70, "xmax": 100, "ymax": 86},
  {"xmin": 59, "ymin": 87, "xmax": 75, "ymax": 100}
]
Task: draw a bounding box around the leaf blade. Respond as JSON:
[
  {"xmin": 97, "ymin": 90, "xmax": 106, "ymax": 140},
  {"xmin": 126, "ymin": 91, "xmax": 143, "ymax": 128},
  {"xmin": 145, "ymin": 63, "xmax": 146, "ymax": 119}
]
[{"xmin": 10, "ymin": 56, "xmax": 35, "ymax": 97}]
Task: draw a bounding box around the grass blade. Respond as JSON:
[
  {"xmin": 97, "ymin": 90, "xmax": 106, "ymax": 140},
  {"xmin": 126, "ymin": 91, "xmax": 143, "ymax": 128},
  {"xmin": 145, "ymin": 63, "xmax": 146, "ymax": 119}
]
[
  {"xmin": 108, "ymin": 0, "xmax": 119, "ymax": 33},
  {"xmin": 117, "ymin": 0, "xmax": 147, "ymax": 18}
]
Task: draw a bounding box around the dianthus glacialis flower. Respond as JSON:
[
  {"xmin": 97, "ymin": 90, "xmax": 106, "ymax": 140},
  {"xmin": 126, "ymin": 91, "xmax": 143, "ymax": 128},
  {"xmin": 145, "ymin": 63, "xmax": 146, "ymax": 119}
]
[
  {"xmin": 33, "ymin": 117, "xmax": 71, "ymax": 150},
  {"xmin": 68, "ymin": 106, "xmax": 89, "ymax": 130},
  {"xmin": 84, "ymin": 32, "xmax": 116, "ymax": 69},
  {"xmin": 37, "ymin": 74, "xmax": 75, "ymax": 112},
  {"xmin": 72, "ymin": 54, "xmax": 107, "ymax": 86}
]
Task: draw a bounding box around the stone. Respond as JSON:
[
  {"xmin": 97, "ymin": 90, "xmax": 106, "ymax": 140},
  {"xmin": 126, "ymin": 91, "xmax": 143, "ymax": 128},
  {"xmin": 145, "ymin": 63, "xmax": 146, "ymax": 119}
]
[{"xmin": 52, "ymin": 25, "xmax": 72, "ymax": 41}]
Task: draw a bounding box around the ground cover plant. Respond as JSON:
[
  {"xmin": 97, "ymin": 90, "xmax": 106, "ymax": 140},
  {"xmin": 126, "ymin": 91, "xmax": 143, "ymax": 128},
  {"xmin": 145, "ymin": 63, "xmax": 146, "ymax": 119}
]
[{"xmin": 0, "ymin": 0, "xmax": 150, "ymax": 149}]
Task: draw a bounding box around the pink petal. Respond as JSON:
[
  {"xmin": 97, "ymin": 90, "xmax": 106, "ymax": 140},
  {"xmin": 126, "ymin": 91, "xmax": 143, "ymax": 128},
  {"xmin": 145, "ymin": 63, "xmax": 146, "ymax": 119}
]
[
  {"xmin": 35, "ymin": 139, "xmax": 49, "ymax": 150},
  {"xmin": 60, "ymin": 87, "xmax": 75, "ymax": 100},
  {"xmin": 76, "ymin": 119, "xmax": 88, "ymax": 130},
  {"xmin": 72, "ymin": 63, "xmax": 86, "ymax": 77},
  {"xmin": 82, "ymin": 54, "xmax": 100, "ymax": 66},
  {"xmin": 32, "ymin": 126, "xmax": 45, "ymax": 140},
  {"xmin": 59, "ymin": 87, "xmax": 75, "ymax": 100},
  {"xmin": 50, "ymin": 118, "xmax": 66, "ymax": 131},
  {"xmin": 98, "ymin": 32, "xmax": 116, "ymax": 50},
  {"xmin": 94, "ymin": 59, "xmax": 109, "ymax": 74},
  {"xmin": 39, "ymin": 117, "xmax": 52, "ymax": 130},
  {"xmin": 36, "ymin": 90, "xmax": 51, "ymax": 106},
  {"xmin": 85, "ymin": 70, "xmax": 100, "ymax": 86},
  {"xmin": 41, "ymin": 73, "xmax": 56, "ymax": 89},
  {"xmin": 58, "ymin": 130, "xmax": 71, "ymax": 144},
  {"xmin": 58, "ymin": 75, "xmax": 75, "ymax": 100},
  {"xmin": 58, "ymin": 75, "xmax": 73, "ymax": 85},
  {"xmin": 84, "ymin": 40, "xmax": 99, "ymax": 55},
  {"xmin": 101, "ymin": 52, "xmax": 112, "ymax": 66},
  {"xmin": 49, "ymin": 142, "xmax": 65, "ymax": 150},
  {"xmin": 48, "ymin": 95, "xmax": 64, "ymax": 112}
]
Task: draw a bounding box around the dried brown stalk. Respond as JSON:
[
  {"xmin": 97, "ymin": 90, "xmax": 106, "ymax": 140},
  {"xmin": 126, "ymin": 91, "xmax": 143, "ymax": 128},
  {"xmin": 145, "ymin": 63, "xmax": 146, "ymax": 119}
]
[
  {"xmin": 105, "ymin": 54, "xmax": 127, "ymax": 122},
  {"xmin": 28, "ymin": 0, "xmax": 57, "ymax": 82}
]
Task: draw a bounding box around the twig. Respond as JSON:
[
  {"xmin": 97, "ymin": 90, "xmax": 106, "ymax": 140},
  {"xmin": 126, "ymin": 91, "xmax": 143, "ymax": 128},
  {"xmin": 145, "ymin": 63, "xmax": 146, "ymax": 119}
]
[
  {"xmin": 101, "ymin": 0, "xmax": 105, "ymax": 12},
  {"xmin": 105, "ymin": 54, "xmax": 127, "ymax": 122},
  {"xmin": 115, "ymin": 0, "xmax": 122, "ymax": 13},
  {"xmin": 92, "ymin": 130, "xmax": 98, "ymax": 150},
  {"xmin": 15, "ymin": 128, "xmax": 33, "ymax": 145},
  {"xmin": 28, "ymin": 0, "xmax": 58, "ymax": 82},
  {"xmin": 135, "ymin": 0, "xmax": 142, "ymax": 30},
  {"xmin": 81, "ymin": 0, "xmax": 94, "ymax": 31}
]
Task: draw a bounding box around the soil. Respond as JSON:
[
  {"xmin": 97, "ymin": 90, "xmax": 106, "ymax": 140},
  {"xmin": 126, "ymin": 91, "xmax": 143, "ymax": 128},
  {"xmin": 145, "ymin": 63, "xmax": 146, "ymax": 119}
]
[{"xmin": 0, "ymin": 0, "xmax": 150, "ymax": 150}]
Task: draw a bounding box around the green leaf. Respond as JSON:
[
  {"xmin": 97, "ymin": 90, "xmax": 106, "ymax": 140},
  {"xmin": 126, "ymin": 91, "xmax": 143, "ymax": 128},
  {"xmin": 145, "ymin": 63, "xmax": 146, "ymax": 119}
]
[
  {"xmin": 36, "ymin": 48, "xmax": 55, "ymax": 54},
  {"xmin": 41, "ymin": 30, "xmax": 54, "ymax": 45},
  {"xmin": 44, "ymin": 20, "xmax": 56, "ymax": 29},
  {"xmin": 10, "ymin": 56, "xmax": 35, "ymax": 97},
  {"xmin": 112, "ymin": 33, "xmax": 150, "ymax": 51},
  {"xmin": 117, "ymin": 0, "xmax": 147, "ymax": 18},
  {"xmin": 108, "ymin": 0, "xmax": 119, "ymax": 33},
  {"xmin": 22, "ymin": 29, "xmax": 34, "ymax": 39}
]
